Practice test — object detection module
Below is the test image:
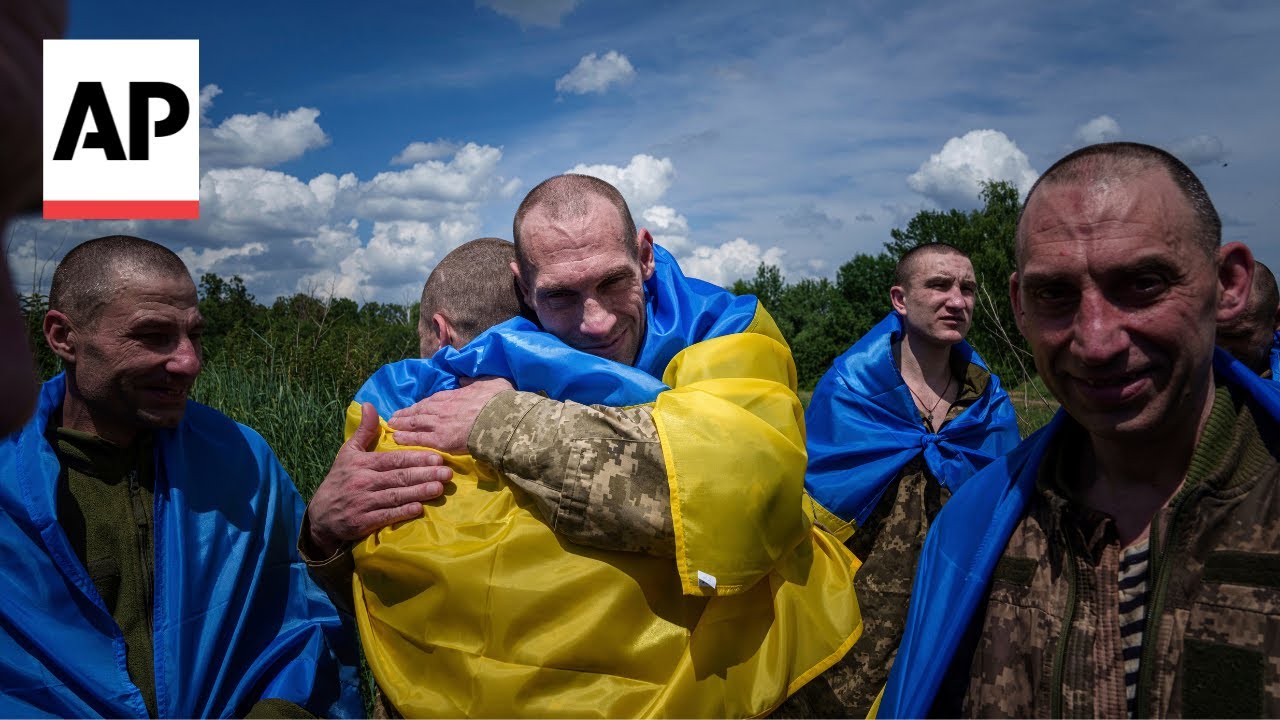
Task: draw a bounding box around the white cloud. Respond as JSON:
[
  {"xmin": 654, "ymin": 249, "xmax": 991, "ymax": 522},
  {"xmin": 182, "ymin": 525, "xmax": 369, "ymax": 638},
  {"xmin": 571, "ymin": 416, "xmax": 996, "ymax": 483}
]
[
  {"xmin": 198, "ymin": 84, "xmax": 222, "ymax": 122},
  {"xmin": 1073, "ymin": 115, "xmax": 1121, "ymax": 146},
  {"xmin": 476, "ymin": 0, "xmax": 581, "ymax": 28},
  {"xmin": 355, "ymin": 142, "xmax": 508, "ymax": 220},
  {"xmin": 566, "ymin": 154, "xmax": 675, "ymax": 211},
  {"xmin": 907, "ymin": 129, "xmax": 1038, "ymax": 209},
  {"xmin": 1170, "ymin": 134, "xmax": 1229, "ymax": 167},
  {"xmin": 555, "ymin": 51, "xmax": 636, "ymax": 95},
  {"xmin": 641, "ymin": 204, "xmax": 691, "ymax": 254},
  {"xmin": 392, "ymin": 140, "xmax": 461, "ymax": 165},
  {"xmin": 676, "ymin": 238, "xmax": 786, "ymax": 288},
  {"xmin": 202, "ymin": 107, "xmax": 330, "ymax": 169}
]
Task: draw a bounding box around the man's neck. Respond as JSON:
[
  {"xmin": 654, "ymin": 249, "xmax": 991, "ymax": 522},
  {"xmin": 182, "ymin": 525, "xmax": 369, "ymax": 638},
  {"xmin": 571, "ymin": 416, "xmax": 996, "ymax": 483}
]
[
  {"xmin": 1080, "ymin": 375, "xmax": 1217, "ymax": 546},
  {"xmin": 898, "ymin": 330, "xmax": 955, "ymax": 391},
  {"xmin": 61, "ymin": 387, "xmax": 137, "ymax": 447}
]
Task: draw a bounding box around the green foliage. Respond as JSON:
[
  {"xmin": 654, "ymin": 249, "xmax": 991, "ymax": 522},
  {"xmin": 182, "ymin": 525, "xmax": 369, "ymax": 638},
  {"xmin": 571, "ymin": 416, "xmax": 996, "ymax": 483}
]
[{"xmin": 190, "ymin": 361, "xmax": 344, "ymax": 499}]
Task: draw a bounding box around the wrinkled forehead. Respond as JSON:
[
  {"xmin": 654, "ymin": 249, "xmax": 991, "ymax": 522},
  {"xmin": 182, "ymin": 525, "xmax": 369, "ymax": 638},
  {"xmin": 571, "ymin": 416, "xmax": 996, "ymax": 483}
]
[
  {"xmin": 520, "ymin": 199, "xmax": 632, "ymax": 274},
  {"xmin": 905, "ymin": 250, "xmax": 974, "ymax": 285},
  {"xmin": 1017, "ymin": 169, "xmax": 1198, "ymax": 267},
  {"xmin": 99, "ymin": 271, "xmax": 199, "ymax": 318}
]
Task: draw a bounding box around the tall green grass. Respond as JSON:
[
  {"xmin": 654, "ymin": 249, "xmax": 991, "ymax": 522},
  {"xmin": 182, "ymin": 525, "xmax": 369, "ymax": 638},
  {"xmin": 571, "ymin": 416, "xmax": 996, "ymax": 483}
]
[{"xmin": 190, "ymin": 361, "xmax": 347, "ymax": 500}]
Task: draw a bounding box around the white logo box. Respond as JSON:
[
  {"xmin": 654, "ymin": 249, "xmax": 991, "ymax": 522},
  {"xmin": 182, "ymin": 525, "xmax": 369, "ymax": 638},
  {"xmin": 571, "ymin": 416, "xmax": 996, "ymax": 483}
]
[{"xmin": 44, "ymin": 39, "xmax": 199, "ymax": 220}]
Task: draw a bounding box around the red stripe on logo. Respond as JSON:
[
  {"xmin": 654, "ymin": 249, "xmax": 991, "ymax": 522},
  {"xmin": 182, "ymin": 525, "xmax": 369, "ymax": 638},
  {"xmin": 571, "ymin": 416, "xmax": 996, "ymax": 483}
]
[{"xmin": 43, "ymin": 200, "xmax": 199, "ymax": 220}]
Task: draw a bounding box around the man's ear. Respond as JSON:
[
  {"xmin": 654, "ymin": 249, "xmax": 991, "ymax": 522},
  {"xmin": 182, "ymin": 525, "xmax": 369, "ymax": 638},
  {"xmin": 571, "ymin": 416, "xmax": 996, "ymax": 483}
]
[
  {"xmin": 889, "ymin": 285, "xmax": 908, "ymax": 316},
  {"xmin": 1009, "ymin": 271, "xmax": 1026, "ymax": 336},
  {"xmin": 432, "ymin": 313, "xmax": 460, "ymax": 350},
  {"xmin": 511, "ymin": 260, "xmax": 533, "ymax": 306},
  {"xmin": 1216, "ymin": 242, "xmax": 1253, "ymax": 325},
  {"xmin": 636, "ymin": 228, "xmax": 656, "ymax": 281},
  {"xmin": 43, "ymin": 310, "xmax": 76, "ymax": 364}
]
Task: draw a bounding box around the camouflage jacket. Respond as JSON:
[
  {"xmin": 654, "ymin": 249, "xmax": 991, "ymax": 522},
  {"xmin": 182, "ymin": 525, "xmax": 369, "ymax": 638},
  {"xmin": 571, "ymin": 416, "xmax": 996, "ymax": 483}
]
[
  {"xmin": 469, "ymin": 390, "xmax": 675, "ymax": 556},
  {"xmin": 943, "ymin": 384, "xmax": 1280, "ymax": 718},
  {"xmin": 775, "ymin": 360, "xmax": 989, "ymax": 718}
]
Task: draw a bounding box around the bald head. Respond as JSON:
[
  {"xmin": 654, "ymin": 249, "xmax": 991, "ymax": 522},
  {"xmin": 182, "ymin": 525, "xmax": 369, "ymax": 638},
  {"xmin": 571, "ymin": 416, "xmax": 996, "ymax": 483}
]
[
  {"xmin": 1016, "ymin": 142, "xmax": 1221, "ymax": 269},
  {"xmin": 512, "ymin": 174, "xmax": 638, "ymax": 277},
  {"xmin": 50, "ymin": 235, "xmax": 192, "ymax": 327},
  {"xmin": 1217, "ymin": 260, "xmax": 1279, "ymax": 374},
  {"xmin": 418, "ymin": 237, "xmax": 525, "ymax": 356}
]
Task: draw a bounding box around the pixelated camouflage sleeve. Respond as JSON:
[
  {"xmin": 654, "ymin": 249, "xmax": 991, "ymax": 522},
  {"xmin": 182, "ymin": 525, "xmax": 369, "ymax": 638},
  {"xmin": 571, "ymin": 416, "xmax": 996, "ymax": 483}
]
[{"xmin": 469, "ymin": 389, "xmax": 676, "ymax": 557}]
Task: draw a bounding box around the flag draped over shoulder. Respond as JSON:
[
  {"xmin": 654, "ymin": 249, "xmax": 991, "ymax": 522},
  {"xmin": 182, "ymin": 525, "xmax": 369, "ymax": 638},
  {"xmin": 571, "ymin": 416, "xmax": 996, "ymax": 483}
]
[
  {"xmin": 878, "ymin": 350, "xmax": 1280, "ymax": 719},
  {"xmin": 804, "ymin": 311, "xmax": 1021, "ymax": 533},
  {"xmin": 350, "ymin": 244, "xmax": 863, "ymax": 718},
  {"xmin": 0, "ymin": 375, "xmax": 361, "ymax": 718},
  {"xmin": 1270, "ymin": 331, "xmax": 1280, "ymax": 378}
]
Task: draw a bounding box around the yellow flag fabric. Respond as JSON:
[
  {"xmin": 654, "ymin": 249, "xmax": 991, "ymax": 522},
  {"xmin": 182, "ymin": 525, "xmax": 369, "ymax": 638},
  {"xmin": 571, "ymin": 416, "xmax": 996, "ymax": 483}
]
[{"xmin": 350, "ymin": 306, "xmax": 862, "ymax": 717}]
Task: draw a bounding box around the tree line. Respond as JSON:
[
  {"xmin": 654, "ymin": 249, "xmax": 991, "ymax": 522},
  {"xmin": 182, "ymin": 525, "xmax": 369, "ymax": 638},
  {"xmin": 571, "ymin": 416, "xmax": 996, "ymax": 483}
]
[{"xmin": 21, "ymin": 180, "xmax": 1031, "ymax": 400}]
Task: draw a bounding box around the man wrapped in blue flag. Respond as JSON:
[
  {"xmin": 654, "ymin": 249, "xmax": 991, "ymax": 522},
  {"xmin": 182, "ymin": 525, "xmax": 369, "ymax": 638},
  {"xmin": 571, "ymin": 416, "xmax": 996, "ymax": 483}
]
[
  {"xmin": 882, "ymin": 142, "xmax": 1280, "ymax": 718},
  {"xmin": 0, "ymin": 236, "xmax": 361, "ymax": 718},
  {"xmin": 1217, "ymin": 259, "xmax": 1278, "ymax": 379},
  {"xmin": 303, "ymin": 176, "xmax": 862, "ymax": 717},
  {"xmin": 778, "ymin": 243, "xmax": 1020, "ymax": 716}
]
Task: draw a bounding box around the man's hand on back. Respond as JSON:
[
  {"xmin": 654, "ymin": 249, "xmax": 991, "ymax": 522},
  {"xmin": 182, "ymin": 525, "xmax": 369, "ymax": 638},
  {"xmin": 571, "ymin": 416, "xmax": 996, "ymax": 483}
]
[
  {"xmin": 387, "ymin": 376, "xmax": 515, "ymax": 452},
  {"xmin": 305, "ymin": 402, "xmax": 453, "ymax": 558}
]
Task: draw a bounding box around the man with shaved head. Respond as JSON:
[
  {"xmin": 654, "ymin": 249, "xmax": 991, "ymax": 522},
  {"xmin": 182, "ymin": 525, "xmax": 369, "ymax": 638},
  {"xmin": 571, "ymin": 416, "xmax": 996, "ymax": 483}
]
[
  {"xmin": 882, "ymin": 142, "xmax": 1280, "ymax": 718},
  {"xmin": 303, "ymin": 237, "xmax": 525, "ymax": 584},
  {"xmin": 1218, "ymin": 260, "xmax": 1279, "ymax": 376},
  {"xmin": 310, "ymin": 176, "xmax": 862, "ymax": 717},
  {"xmin": 785, "ymin": 242, "xmax": 1020, "ymax": 716},
  {"xmin": 0, "ymin": 235, "xmax": 360, "ymax": 717}
]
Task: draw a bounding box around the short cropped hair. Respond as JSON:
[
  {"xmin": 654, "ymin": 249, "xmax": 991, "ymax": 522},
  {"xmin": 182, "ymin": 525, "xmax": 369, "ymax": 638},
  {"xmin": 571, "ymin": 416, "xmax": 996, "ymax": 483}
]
[
  {"xmin": 420, "ymin": 237, "xmax": 524, "ymax": 345},
  {"xmin": 1016, "ymin": 142, "xmax": 1221, "ymax": 266},
  {"xmin": 894, "ymin": 242, "xmax": 969, "ymax": 287},
  {"xmin": 1216, "ymin": 260, "xmax": 1278, "ymax": 373},
  {"xmin": 49, "ymin": 235, "xmax": 190, "ymax": 326},
  {"xmin": 511, "ymin": 174, "xmax": 638, "ymax": 278}
]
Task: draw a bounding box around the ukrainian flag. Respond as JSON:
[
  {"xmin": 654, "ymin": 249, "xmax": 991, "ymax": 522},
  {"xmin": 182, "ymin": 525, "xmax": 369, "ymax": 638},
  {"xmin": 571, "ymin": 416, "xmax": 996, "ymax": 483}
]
[{"xmin": 348, "ymin": 246, "xmax": 862, "ymax": 717}]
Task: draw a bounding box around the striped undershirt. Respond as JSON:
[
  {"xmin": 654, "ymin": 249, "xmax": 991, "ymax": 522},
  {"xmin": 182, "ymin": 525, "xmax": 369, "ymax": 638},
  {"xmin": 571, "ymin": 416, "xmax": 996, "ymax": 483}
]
[{"xmin": 1119, "ymin": 536, "xmax": 1151, "ymax": 718}]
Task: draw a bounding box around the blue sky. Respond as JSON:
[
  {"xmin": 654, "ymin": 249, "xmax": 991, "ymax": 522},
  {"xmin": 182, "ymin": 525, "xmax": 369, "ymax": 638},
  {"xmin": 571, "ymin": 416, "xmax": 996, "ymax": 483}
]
[{"xmin": 10, "ymin": 0, "xmax": 1279, "ymax": 303}]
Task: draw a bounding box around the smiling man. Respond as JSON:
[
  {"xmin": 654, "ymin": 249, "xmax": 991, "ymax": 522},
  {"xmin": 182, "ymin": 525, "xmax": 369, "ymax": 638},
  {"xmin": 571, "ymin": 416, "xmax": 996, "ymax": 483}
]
[
  {"xmin": 0, "ymin": 235, "xmax": 360, "ymax": 718},
  {"xmin": 314, "ymin": 175, "xmax": 861, "ymax": 717},
  {"xmin": 786, "ymin": 243, "xmax": 1019, "ymax": 716},
  {"xmin": 880, "ymin": 142, "xmax": 1280, "ymax": 718}
]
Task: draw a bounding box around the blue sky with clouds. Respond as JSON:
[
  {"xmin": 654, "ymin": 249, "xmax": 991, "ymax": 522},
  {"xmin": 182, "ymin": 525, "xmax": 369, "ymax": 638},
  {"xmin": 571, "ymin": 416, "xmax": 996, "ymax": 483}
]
[{"xmin": 10, "ymin": 0, "xmax": 1279, "ymax": 303}]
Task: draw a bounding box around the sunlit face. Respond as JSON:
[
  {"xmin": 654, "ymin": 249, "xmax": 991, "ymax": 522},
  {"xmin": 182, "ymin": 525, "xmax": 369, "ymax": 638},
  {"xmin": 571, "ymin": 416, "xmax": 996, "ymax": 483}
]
[
  {"xmin": 892, "ymin": 252, "xmax": 976, "ymax": 347},
  {"xmin": 66, "ymin": 272, "xmax": 204, "ymax": 435},
  {"xmin": 1011, "ymin": 168, "xmax": 1224, "ymax": 444},
  {"xmin": 515, "ymin": 196, "xmax": 655, "ymax": 365}
]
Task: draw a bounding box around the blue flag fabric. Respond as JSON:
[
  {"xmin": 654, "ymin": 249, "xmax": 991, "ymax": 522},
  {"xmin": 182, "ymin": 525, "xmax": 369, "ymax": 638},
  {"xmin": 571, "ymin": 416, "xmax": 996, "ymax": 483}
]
[
  {"xmin": 1270, "ymin": 331, "xmax": 1280, "ymax": 379},
  {"xmin": 879, "ymin": 349, "xmax": 1280, "ymax": 719},
  {"xmin": 355, "ymin": 243, "xmax": 760, "ymax": 414},
  {"xmin": 0, "ymin": 375, "xmax": 362, "ymax": 718},
  {"xmin": 804, "ymin": 311, "xmax": 1021, "ymax": 526}
]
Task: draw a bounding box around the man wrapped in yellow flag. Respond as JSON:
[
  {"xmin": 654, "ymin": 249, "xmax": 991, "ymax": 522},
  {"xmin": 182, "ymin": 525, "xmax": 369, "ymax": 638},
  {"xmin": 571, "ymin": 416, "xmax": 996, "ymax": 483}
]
[{"xmin": 304, "ymin": 176, "xmax": 862, "ymax": 717}]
